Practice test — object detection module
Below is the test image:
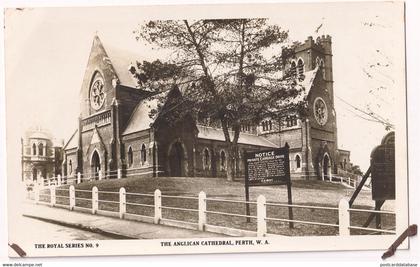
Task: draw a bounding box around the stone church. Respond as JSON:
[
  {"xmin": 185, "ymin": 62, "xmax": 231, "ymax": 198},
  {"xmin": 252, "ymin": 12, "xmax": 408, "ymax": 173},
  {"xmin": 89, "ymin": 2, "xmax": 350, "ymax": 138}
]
[{"xmin": 62, "ymin": 34, "xmax": 350, "ymax": 181}]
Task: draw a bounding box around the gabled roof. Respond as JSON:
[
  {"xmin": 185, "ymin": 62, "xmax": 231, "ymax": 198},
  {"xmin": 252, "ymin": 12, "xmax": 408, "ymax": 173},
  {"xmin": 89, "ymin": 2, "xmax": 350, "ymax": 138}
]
[
  {"xmin": 122, "ymin": 98, "xmax": 157, "ymax": 135},
  {"xmin": 299, "ymin": 66, "xmax": 319, "ymax": 95},
  {"xmin": 290, "ymin": 66, "xmax": 319, "ymax": 104},
  {"xmin": 197, "ymin": 125, "xmax": 277, "ymax": 148},
  {"xmin": 63, "ymin": 129, "xmax": 78, "ymax": 151},
  {"xmin": 91, "ymin": 34, "xmax": 148, "ymax": 89},
  {"xmin": 102, "ymin": 41, "xmax": 141, "ymax": 89},
  {"xmin": 122, "ymin": 89, "xmax": 172, "ymax": 136}
]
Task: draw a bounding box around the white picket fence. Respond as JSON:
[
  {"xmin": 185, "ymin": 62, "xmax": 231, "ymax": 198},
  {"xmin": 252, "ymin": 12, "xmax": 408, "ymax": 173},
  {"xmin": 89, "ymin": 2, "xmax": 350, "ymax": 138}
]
[
  {"xmin": 35, "ymin": 169, "xmax": 139, "ymax": 188},
  {"xmin": 326, "ymin": 174, "xmax": 361, "ymax": 189},
  {"xmin": 33, "ymin": 185, "xmax": 396, "ymax": 237}
]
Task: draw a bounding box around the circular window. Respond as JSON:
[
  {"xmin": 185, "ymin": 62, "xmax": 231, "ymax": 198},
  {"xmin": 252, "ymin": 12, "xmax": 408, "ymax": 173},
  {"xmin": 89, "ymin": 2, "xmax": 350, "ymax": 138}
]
[
  {"xmin": 90, "ymin": 76, "xmax": 106, "ymax": 110},
  {"xmin": 313, "ymin": 97, "xmax": 328, "ymax": 126}
]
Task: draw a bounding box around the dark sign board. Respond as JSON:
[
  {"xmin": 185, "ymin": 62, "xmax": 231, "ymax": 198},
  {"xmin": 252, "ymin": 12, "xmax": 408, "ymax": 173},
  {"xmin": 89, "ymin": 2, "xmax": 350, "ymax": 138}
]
[
  {"xmin": 244, "ymin": 146, "xmax": 291, "ymax": 186},
  {"xmin": 370, "ymin": 132, "xmax": 395, "ymax": 201},
  {"xmin": 244, "ymin": 144, "xmax": 293, "ymax": 227}
]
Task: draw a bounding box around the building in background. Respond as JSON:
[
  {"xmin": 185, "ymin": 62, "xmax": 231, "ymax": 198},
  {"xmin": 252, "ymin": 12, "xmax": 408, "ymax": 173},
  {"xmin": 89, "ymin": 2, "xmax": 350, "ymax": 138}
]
[{"xmin": 21, "ymin": 127, "xmax": 63, "ymax": 184}]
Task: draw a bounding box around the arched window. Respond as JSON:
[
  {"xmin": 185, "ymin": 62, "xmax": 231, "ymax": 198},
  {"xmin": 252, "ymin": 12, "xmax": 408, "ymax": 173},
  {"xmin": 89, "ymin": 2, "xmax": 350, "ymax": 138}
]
[
  {"xmin": 319, "ymin": 59, "xmax": 325, "ymax": 79},
  {"xmin": 220, "ymin": 150, "xmax": 226, "ymax": 171},
  {"xmin": 290, "ymin": 116, "xmax": 297, "ymax": 126},
  {"xmin": 203, "ymin": 148, "xmax": 210, "ymax": 169},
  {"xmin": 69, "ymin": 159, "xmax": 73, "ymax": 174},
  {"xmin": 286, "ymin": 117, "xmax": 290, "ymax": 127},
  {"xmin": 295, "ymin": 155, "xmax": 301, "ymax": 169},
  {"xmin": 38, "ymin": 143, "xmax": 44, "ymax": 156},
  {"xmin": 141, "ymin": 144, "xmax": 147, "ymax": 165},
  {"xmin": 127, "ymin": 147, "xmax": 133, "ymax": 167},
  {"xmin": 32, "ymin": 143, "xmax": 37, "ymax": 155},
  {"xmin": 290, "ymin": 61, "xmax": 297, "ymax": 77},
  {"xmin": 316, "ymin": 58, "xmax": 325, "ymax": 79},
  {"xmin": 297, "ymin": 59, "xmax": 304, "ymax": 76}
]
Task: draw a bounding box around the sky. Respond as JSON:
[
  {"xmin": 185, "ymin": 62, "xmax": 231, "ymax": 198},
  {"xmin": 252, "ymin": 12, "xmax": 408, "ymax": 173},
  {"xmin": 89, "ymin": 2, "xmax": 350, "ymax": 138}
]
[{"xmin": 4, "ymin": 2, "xmax": 406, "ymax": 174}]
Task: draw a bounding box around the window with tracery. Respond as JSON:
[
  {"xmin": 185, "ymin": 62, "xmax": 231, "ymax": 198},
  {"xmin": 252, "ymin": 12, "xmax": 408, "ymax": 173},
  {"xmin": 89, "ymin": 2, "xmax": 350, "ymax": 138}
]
[
  {"xmin": 295, "ymin": 155, "xmax": 301, "ymax": 169},
  {"xmin": 203, "ymin": 148, "xmax": 210, "ymax": 169},
  {"xmin": 290, "ymin": 61, "xmax": 297, "ymax": 77},
  {"xmin": 297, "ymin": 59, "xmax": 304, "ymax": 76},
  {"xmin": 127, "ymin": 147, "xmax": 133, "ymax": 167},
  {"xmin": 38, "ymin": 143, "xmax": 44, "ymax": 156},
  {"xmin": 141, "ymin": 144, "xmax": 147, "ymax": 165}
]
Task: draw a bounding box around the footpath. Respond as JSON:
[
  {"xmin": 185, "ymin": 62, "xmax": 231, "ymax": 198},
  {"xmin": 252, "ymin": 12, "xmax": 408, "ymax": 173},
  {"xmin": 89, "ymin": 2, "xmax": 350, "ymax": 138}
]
[{"xmin": 21, "ymin": 202, "xmax": 226, "ymax": 239}]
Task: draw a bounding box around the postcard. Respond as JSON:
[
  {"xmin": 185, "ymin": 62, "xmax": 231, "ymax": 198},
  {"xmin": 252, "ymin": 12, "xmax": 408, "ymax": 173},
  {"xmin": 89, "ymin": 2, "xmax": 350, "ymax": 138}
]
[{"xmin": 4, "ymin": 1, "xmax": 408, "ymax": 257}]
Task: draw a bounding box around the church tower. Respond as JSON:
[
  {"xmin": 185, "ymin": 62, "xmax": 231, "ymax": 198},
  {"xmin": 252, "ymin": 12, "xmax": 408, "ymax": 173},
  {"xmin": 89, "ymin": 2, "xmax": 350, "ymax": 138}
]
[{"xmin": 259, "ymin": 35, "xmax": 338, "ymax": 180}]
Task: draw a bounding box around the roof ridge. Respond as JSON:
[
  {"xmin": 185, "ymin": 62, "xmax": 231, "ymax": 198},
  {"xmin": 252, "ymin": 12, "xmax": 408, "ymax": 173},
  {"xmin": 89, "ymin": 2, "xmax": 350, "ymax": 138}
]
[{"xmin": 63, "ymin": 129, "xmax": 78, "ymax": 150}]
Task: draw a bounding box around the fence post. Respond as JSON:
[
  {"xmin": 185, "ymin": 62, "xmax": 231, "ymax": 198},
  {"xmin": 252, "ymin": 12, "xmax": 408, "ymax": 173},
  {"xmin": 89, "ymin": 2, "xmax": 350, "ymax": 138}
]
[
  {"xmin": 50, "ymin": 186, "xmax": 56, "ymax": 207},
  {"xmin": 198, "ymin": 191, "xmax": 206, "ymax": 231},
  {"xmin": 257, "ymin": 195, "xmax": 267, "ymax": 237},
  {"xmin": 119, "ymin": 187, "xmax": 126, "ymax": 219},
  {"xmin": 47, "ymin": 177, "xmax": 51, "ymax": 187},
  {"xmin": 92, "ymin": 186, "xmax": 98, "ymax": 214},
  {"xmin": 77, "ymin": 172, "xmax": 81, "ymax": 184},
  {"xmin": 34, "ymin": 184, "xmax": 40, "ymax": 204},
  {"xmin": 154, "ymin": 189, "xmax": 162, "ymax": 224},
  {"xmin": 57, "ymin": 174, "xmax": 62, "ymax": 186},
  {"xmin": 99, "ymin": 170, "xmax": 103, "ymax": 181},
  {"xmin": 339, "ymin": 198, "xmax": 350, "ymax": 236},
  {"xmin": 117, "ymin": 169, "xmax": 122, "ymax": 179},
  {"xmin": 69, "ymin": 185, "xmax": 75, "ymax": 211}
]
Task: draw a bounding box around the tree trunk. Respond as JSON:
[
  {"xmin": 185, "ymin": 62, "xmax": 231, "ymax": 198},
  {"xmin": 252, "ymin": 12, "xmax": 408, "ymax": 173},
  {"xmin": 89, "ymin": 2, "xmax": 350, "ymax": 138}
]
[{"xmin": 226, "ymin": 143, "xmax": 239, "ymax": 181}]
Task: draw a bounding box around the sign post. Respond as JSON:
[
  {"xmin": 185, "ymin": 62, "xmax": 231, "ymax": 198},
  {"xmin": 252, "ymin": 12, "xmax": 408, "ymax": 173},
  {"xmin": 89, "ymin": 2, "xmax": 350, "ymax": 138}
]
[{"xmin": 244, "ymin": 143, "xmax": 293, "ymax": 228}]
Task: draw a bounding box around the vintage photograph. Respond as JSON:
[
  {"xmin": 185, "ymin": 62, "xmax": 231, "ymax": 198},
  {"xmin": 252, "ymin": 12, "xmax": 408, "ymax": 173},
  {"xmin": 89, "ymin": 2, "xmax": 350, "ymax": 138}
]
[{"xmin": 4, "ymin": 1, "xmax": 408, "ymax": 257}]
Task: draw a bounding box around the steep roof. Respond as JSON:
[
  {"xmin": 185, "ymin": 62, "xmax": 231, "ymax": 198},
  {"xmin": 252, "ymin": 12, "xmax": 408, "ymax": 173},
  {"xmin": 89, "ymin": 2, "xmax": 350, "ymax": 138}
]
[
  {"xmin": 99, "ymin": 39, "xmax": 141, "ymax": 89},
  {"xmin": 63, "ymin": 129, "xmax": 78, "ymax": 151},
  {"xmin": 300, "ymin": 66, "xmax": 319, "ymax": 94},
  {"xmin": 122, "ymin": 98, "xmax": 157, "ymax": 135},
  {"xmin": 122, "ymin": 90, "xmax": 173, "ymax": 136},
  {"xmin": 197, "ymin": 125, "xmax": 277, "ymax": 148}
]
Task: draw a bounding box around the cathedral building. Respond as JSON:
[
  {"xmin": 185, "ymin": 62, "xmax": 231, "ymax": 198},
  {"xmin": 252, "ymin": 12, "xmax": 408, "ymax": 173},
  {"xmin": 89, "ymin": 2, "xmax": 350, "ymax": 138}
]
[{"xmin": 62, "ymin": 35, "xmax": 349, "ymax": 181}]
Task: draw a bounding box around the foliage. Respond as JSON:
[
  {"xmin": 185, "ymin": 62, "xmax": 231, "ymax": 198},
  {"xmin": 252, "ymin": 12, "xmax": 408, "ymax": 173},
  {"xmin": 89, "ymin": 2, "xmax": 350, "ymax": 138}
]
[
  {"xmin": 133, "ymin": 19, "xmax": 306, "ymax": 179},
  {"xmin": 351, "ymin": 165, "xmax": 363, "ymax": 176}
]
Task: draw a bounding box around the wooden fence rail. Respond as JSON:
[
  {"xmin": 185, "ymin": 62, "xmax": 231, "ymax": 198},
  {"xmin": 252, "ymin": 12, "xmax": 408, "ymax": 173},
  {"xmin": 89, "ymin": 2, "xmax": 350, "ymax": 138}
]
[{"xmin": 32, "ymin": 184, "xmax": 396, "ymax": 237}]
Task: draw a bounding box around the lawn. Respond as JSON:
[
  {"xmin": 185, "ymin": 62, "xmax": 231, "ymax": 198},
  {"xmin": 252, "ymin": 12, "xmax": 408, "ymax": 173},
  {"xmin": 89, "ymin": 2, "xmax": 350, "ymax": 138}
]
[{"xmin": 42, "ymin": 176, "xmax": 395, "ymax": 236}]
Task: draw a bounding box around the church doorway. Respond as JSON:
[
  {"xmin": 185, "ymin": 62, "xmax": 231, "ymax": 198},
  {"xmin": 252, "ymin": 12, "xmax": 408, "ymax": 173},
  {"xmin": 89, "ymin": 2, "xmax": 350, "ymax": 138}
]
[
  {"xmin": 168, "ymin": 141, "xmax": 185, "ymax": 177},
  {"xmin": 323, "ymin": 154, "xmax": 330, "ymax": 180},
  {"xmin": 91, "ymin": 150, "xmax": 101, "ymax": 180}
]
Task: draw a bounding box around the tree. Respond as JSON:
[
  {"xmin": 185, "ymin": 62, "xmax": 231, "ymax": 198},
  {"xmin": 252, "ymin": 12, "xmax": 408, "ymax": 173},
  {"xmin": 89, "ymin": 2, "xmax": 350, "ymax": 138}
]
[
  {"xmin": 350, "ymin": 165, "xmax": 363, "ymax": 176},
  {"xmin": 133, "ymin": 19, "xmax": 305, "ymax": 180}
]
